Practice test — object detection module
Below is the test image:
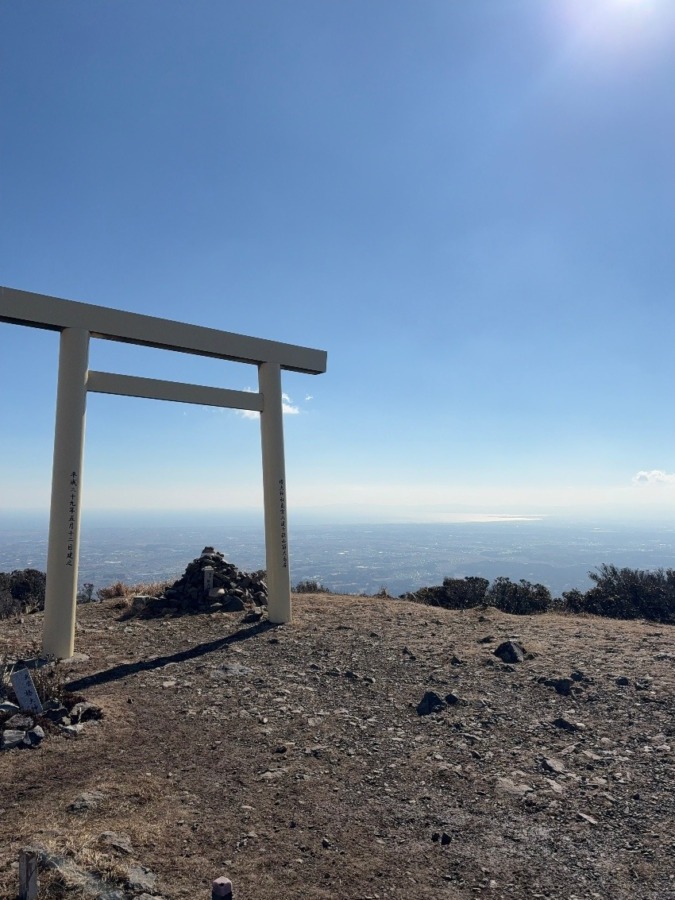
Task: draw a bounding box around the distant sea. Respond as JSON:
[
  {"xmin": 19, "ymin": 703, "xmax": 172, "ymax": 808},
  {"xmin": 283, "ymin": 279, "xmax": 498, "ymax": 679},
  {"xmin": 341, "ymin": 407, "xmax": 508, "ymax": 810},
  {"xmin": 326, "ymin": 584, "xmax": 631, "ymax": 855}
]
[{"xmin": 2, "ymin": 517, "xmax": 675, "ymax": 598}]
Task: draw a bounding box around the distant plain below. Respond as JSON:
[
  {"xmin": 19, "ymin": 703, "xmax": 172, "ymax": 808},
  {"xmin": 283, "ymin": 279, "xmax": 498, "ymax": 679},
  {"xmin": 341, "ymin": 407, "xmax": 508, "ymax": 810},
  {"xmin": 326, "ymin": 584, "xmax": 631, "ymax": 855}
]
[{"xmin": 2, "ymin": 518, "xmax": 675, "ymax": 598}]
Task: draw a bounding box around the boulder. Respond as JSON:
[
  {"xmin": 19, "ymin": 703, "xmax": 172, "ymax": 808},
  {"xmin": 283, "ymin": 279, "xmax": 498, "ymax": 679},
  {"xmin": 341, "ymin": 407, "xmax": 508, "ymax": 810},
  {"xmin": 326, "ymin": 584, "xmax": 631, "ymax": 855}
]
[
  {"xmin": 417, "ymin": 691, "xmax": 446, "ymax": 716},
  {"xmin": 5, "ymin": 713, "xmax": 34, "ymax": 730},
  {"xmin": 1, "ymin": 729, "xmax": 26, "ymax": 750},
  {"xmin": 494, "ymin": 641, "xmax": 525, "ymax": 664}
]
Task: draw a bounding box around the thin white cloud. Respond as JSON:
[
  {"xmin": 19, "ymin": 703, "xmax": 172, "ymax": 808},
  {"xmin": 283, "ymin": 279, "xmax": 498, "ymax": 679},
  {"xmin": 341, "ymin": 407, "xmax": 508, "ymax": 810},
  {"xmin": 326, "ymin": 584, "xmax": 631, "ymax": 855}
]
[
  {"xmin": 633, "ymin": 469, "xmax": 675, "ymax": 485},
  {"xmin": 237, "ymin": 408, "xmax": 260, "ymax": 421},
  {"xmin": 282, "ymin": 393, "xmax": 300, "ymax": 415},
  {"xmin": 305, "ymin": 394, "xmax": 313, "ymax": 402},
  {"xmin": 234, "ymin": 389, "xmax": 300, "ymax": 420}
]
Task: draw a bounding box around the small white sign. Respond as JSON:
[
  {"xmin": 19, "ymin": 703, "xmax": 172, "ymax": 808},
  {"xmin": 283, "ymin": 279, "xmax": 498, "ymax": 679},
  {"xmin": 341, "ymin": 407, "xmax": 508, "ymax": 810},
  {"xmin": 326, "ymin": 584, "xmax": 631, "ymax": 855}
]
[{"xmin": 10, "ymin": 668, "xmax": 43, "ymax": 714}]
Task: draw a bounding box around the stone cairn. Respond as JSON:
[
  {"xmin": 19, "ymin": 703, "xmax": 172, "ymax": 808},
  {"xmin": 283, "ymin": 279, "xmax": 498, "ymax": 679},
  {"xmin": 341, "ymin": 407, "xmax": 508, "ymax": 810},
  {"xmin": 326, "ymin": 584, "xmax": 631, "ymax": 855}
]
[{"xmin": 131, "ymin": 547, "xmax": 268, "ymax": 618}]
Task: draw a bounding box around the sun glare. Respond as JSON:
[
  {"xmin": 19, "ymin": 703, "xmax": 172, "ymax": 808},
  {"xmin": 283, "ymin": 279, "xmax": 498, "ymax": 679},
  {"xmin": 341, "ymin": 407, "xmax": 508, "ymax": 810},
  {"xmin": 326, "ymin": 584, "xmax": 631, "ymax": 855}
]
[{"xmin": 559, "ymin": 0, "xmax": 663, "ymax": 55}]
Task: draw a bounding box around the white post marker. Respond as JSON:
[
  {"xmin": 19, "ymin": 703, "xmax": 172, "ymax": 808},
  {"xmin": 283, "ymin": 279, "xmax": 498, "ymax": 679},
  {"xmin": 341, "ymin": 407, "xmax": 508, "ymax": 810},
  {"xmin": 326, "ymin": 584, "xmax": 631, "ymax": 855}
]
[
  {"xmin": 212, "ymin": 876, "xmax": 233, "ymax": 899},
  {"xmin": 10, "ymin": 668, "xmax": 44, "ymax": 714},
  {"xmin": 43, "ymin": 328, "xmax": 90, "ymax": 659},
  {"xmin": 203, "ymin": 566, "xmax": 215, "ymax": 592},
  {"xmin": 258, "ymin": 362, "xmax": 291, "ymax": 624}
]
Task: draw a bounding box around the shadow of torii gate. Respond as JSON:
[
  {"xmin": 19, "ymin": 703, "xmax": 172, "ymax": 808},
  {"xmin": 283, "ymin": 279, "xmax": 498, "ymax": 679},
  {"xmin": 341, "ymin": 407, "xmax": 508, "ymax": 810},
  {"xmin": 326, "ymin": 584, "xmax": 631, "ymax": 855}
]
[{"xmin": 0, "ymin": 286, "xmax": 327, "ymax": 658}]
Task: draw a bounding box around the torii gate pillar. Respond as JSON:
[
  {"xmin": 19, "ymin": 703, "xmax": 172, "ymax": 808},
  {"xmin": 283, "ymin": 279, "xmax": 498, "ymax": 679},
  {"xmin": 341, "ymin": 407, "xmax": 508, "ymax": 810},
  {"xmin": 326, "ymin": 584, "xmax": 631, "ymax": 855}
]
[
  {"xmin": 259, "ymin": 362, "xmax": 291, "ymax": 624},
  {"xmin": 43, "ymin": 328, "xmax": 90, "ymax": 659}
]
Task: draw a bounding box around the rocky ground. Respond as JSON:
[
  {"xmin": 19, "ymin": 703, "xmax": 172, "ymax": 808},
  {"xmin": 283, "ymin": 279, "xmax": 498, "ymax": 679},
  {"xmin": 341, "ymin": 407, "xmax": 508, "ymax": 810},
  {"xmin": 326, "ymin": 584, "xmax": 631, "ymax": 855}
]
[{"xmin": 0, "ymin": 593, "xmax": 674, "ymax": 899}]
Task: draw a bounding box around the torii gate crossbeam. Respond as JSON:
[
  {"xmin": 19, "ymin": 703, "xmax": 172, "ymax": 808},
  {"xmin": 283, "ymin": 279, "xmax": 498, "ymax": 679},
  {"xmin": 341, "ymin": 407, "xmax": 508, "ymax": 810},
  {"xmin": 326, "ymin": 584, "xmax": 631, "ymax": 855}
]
[{"xmin": 0, "ymin": 286, "xmax": 327, "ymax": 658}]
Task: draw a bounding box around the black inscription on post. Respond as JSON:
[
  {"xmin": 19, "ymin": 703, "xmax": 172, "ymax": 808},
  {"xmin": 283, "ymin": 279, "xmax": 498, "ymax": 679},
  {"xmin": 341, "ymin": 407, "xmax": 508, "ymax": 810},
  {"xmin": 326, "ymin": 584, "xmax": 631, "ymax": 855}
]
[
  {"xmin": 66, "ymin": 470, "xmax": 78, "ymax": 566},
  {"xmin": 279, "ymin": 478, "xmax": 288, "ymax": 569}
]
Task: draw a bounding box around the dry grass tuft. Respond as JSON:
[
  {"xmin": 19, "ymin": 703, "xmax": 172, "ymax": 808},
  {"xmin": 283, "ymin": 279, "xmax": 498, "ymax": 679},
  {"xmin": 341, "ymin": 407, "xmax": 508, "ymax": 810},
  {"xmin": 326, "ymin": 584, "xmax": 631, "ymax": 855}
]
[
  {"xmin": 96, "ymin": 579, "xmax": 174, "ymax": 602},
  {"xmin": 21, "ymin": 829, "xmax": 136, "ymax": 899}
]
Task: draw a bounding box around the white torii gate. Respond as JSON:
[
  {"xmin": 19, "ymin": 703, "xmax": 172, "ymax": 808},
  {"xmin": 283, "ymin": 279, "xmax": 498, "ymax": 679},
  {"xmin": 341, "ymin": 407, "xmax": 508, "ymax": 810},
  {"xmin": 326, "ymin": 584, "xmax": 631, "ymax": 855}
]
[{"xmin": 0, "ymin": 286, "xmax": 327, "ymax": 658}]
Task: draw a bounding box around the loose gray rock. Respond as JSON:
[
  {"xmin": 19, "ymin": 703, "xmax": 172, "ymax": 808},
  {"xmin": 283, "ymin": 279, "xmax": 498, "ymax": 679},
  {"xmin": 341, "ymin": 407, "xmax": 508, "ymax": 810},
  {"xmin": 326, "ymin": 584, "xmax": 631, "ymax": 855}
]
[
  {"xmin": 1, "ymin": 729, "xmax": 26, "ymax": 750},
  {"xmin": 494, "ymin": 641, "xmax": 525, "ymax": 664},
  {"xmin": 445, "ymin": 692, "xmax": 465, "ymax": 706},
  {"xmin": 5, "ymin": 713, "xmax": 34, "ymax": 730},
  {"xmin": 540, "ymin": 677, "xmax": 575, "ymax": 696},
  {"xmin": 131, "ymin": 595, "xmax": 152, "ymax": 615},
  {"xmin": 496, "ymin": 776, "xmax": 534, "ymax": 796},
  {"xmin": 432, "ymin": 831, "xmax": 451, "ymax": 845},
  {"xmin": 127, "ymin": 865, "xmax": 157, "ymax": 892},
  {"xmin": 243, "ymin": 607, "xmax": 264, "ymax": 623},
  {"xmin": 63, "ymin": 651, "xmax": 90, "ymax": 663},
  {"xmin": 70, "ymin": 701, "xmax": 103, "ymax": 723},
  {"xmin": 417, "ymin": 691, "xmax": 445, "ymax": 716},
  {"xmin": 542, "ymin": 757, "xmax": 566, "ymax": 775},
  {"xmin": 60, "ymin": 723, "xmax": 85, "ymax": 737},
  {"xmin": 0, "ymin": 701, "xmax": 20, "ymax": 715},
  {"xmin": 69, "ymin": 790, "xmax": 105, "ymax": 811},
  {"xmin": 577, "ymin": 812, "xmax": 598, "ymax": 825},
  {"xmin": 99, "ymin": 831, "xmax": 133, "ymax": 854},
  {"xmin": 25, "ymin": 726, "xmax": 45, "ymax": 747},
  {"xmin": 43, "ymin": 705, "xmax": 70, "ymax": 724},
  {"xmin": 215, "ymin": 662, "xmax": 253, "ymax": 677},
  {"xmin": 552, "ymin": 717, "xmax": 581, "ymax": 732}
]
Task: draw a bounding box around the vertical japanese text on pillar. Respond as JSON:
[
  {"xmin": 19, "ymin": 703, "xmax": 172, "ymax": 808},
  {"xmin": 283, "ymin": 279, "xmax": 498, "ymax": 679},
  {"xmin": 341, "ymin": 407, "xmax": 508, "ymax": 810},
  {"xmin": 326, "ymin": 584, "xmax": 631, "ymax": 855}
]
[
  {"xmin": 66, "ymin": 470, "xmax": 78, "ymax": 566},
  {"xmin": 279, "ymin": 478, "xmax": 288, "ymax": 568}
]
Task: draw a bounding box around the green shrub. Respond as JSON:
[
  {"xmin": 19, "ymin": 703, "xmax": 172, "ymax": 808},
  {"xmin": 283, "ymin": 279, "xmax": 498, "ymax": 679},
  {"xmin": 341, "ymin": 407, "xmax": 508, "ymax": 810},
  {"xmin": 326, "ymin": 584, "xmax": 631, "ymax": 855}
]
[
  {"xmin": 486, "ymin": 577, "xmax": 552, "ymax": 615},
  {"xmin": 579, "ymin": 564, "xmax": 675, "ymax": 623},
  {"xmin": 560, "ymin": 588, "xmax": 586, "ymax": 613},
  {"xmin": 0, "ymin": 589, "xmax": 21, "ymax": 619},
  {"xmin": 293, "ymin": 579, "xmax": 331, "ymax": 594},
  {"xmin": 404, "ymin": 576, "xmax": 489, "ymax": 610},
  {"xmin": 77, "ymin": 582, "xmax": 95, "ymax": 603},
  {"xmin": 0, "ymin": 569, "xmax": 46, "ymax": 617}
]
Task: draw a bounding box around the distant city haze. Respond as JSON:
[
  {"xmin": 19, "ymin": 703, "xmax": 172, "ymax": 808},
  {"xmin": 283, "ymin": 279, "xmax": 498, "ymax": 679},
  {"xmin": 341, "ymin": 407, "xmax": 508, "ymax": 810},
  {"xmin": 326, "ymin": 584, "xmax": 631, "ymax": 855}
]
[{"xmin": 2, "ymin": 514, "xmax": 675, "ymax": 599}]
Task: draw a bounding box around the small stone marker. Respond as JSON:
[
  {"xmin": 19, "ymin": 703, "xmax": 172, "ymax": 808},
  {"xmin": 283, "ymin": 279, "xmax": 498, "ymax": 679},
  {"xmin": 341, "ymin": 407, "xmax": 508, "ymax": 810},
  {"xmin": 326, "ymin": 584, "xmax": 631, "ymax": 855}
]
[
  {"xmin": 212, "ymin": 876, "xmax": 233, "ymax": 898},
  {"xmin": 19, "ymin": 848, "xmax": 39, "ymax": 900},
  {"xmin": 203, "ymin": 566, "xmax": 215, "ymax": 592},
  {"xmin": 10, "ymin": 669, "xmax": 43, "ymax": 715}
]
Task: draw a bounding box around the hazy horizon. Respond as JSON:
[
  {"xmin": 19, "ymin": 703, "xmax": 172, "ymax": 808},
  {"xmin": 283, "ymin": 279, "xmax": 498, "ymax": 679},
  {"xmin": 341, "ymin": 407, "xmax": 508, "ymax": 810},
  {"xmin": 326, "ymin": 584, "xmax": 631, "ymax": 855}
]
[
  {"xmin": 4, "ymin": 506, "xmax": 675, "ymax": 529},
  {"xmin": 3, "ymin": 516, "xmax": 675, "ymax": 599}
]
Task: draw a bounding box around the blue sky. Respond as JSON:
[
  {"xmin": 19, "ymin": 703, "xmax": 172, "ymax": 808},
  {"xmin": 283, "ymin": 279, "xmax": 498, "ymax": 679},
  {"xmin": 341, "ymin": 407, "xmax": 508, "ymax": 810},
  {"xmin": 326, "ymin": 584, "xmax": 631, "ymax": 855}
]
[{"xmin": 2, "ymin": 0, "xmax": 675, "ymax": 523}]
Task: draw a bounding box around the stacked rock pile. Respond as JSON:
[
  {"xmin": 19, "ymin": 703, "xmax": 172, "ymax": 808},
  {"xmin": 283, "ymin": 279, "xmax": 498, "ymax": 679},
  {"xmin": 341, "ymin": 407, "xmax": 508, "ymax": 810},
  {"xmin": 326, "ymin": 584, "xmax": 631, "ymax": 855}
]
[
  {"xmin": 131, "ymin": 547, "xmax": 268, "ymax": 618},
  {"xmin": 0, "ymin": 696, "xmax": 102, "ymax": 750}
]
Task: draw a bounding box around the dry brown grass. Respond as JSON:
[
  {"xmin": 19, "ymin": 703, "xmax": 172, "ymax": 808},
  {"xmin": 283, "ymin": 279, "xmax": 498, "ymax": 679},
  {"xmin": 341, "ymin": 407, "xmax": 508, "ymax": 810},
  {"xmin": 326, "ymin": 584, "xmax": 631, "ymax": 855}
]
[{"xmin": 96, "ymin": 579, "xmax": 174, "ymax": 602}]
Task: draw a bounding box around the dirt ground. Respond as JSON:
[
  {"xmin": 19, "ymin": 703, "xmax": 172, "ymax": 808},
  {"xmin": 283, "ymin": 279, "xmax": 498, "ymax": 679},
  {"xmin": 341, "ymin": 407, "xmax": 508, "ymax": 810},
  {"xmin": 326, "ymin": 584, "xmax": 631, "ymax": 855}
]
[{"xmin": 1, "ymin": 594, "xmax": 674, "ymax": 900}]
